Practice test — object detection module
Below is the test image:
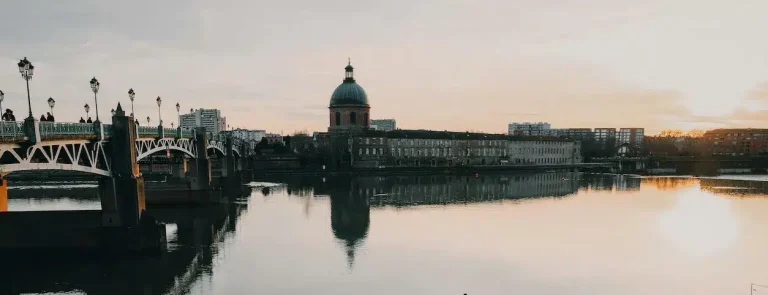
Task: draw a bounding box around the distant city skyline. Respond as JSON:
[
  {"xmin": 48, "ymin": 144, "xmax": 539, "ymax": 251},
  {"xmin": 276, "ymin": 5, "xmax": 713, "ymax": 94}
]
[{"xmin": 2, "ymin": 1, "xmax": 768, "ymax": 135}]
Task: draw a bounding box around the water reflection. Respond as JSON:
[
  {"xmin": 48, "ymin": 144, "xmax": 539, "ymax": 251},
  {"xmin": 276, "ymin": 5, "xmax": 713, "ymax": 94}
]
[
  {"xmin": 0, "ymin": 198, "xmax": 247, "ymax": 295},
  {"xmin": 7, "ymin": 174, "xmax": 768, "ymax": 294},
  {"xmin": 327, "ymin": 178, "xmax": 370, "ymax": 268}
]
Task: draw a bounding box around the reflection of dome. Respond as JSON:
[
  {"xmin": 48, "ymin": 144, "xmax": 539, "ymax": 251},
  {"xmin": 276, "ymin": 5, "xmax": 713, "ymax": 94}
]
[
  {"xmin": 329, "ymin": 62, "xmax": 369, "ymax": 106},
  {"xmin": 330, "ymin": 183, "xmax": 370, "ymax": 268}
]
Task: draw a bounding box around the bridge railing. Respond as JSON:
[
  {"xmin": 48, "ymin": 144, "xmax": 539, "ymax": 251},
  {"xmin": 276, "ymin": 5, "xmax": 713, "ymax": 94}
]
[
  {"xmin": 137, "ymin": 126, "xmax": 159, "ymax": 138},
  {"xmin": 0, "ymin": 121, "xmax": 25, "ymax": 142},
  {"xmin": 38, "ymin": 122, "xmax": 97, "ymax": 139}
]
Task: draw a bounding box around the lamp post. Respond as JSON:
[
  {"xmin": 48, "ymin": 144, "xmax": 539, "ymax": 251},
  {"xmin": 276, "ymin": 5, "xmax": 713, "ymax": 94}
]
[
  {"xmin": 171, "ymin": 122, "xmax": 174, "ymax": 128},
  {"xmin": 89, "ymin": 77, "xmax": 100, "ymax": 122},
  {"xmin": 0, "ymin": 90, "xmax": 4, "ymax": 117},
  {"xmin": 84, "ymin": 103, "xmax": 90, "ymax": 119},
  {"xmin": 156, "ymin": 96, "xmax": 162, "ymax": 125},
  {"xmin": 175, "ymin": 102, "xmax": 180, "ymax": 128},
  {"xmin": 47, "ymin": 97, "xmax": 55, "ymax": 116},
  {"xmin": 128, "ymin": 88, "xmax": 135, "ymax": 116},
  {"xmin": 146, "ymin": 116, "xmax": 150, "ymax": 125},
  {"xmin": 17, "ymin": 57, "xmax": 34, "ymax": 119}
]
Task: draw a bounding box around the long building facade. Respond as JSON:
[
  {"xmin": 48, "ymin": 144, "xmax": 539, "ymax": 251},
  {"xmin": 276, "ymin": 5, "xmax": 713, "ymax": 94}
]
[{"xmin": 319, "ymin": 62, "xmax": 582, "ymax": 169}]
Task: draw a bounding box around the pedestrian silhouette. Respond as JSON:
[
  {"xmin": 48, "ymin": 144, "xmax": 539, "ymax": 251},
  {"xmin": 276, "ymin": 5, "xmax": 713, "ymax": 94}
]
[
  {"xmin": 40, "ymin": 115, "xmax": 47, "ymax": 122},
  {"xmin": 135, "ymin": 119, "xmax": 139, "ymax": 126},
  {"xmin": 8, "ymin": 110, "xmax": 15, "ymax": 121},
  {"xmin": 46, "ymin": 112, "xmax": 54, "ymax": 122},
  {"xmin": 79, "ymin": 117, "xmax": 85, "ymax": 123},
  {"xmin": 1, "ymin": 109, "xmax": 10, "ymax": 121},
  {"xmin": 86, "ymin": 117, "xmax": 93, "ymax": 123}
]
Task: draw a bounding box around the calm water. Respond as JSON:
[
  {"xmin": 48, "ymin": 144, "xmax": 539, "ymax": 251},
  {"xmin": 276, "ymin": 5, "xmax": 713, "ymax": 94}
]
[{"xmin": 4, "ymin": 173, "xmax": 768, "ymax": 294}]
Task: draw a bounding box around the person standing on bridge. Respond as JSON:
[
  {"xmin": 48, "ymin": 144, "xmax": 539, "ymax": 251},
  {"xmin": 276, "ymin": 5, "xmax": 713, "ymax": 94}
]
[
  {"xmin": 79, "ymin": 117, "xmax": 85, "ymax": 123},
  {"xmin": 1, "ymin": 109, "xmax": 11, "ymax": 121},
  {"xmin": 86, "ymin": 117, "xmax": 92, "ymax": 123},
  {"xmin": 39, "ymin": 114, "xmax": 47, "ymax": 122},
  {"xmin": 46, "ymin": 112, "xmax": 54, "ymax": 122}
]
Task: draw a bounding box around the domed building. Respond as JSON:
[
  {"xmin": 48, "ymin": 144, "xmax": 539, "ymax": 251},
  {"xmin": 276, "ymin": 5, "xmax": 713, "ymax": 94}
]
[{"xmin": 328, "ymin": 61, "xmax": 370, "ymax": 132}]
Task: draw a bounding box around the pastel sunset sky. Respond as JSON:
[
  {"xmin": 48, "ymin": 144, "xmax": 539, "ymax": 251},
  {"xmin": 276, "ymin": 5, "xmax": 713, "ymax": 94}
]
[{"xmin": 1, "ymin": 0, "xmax": 767, "ymax": 135}]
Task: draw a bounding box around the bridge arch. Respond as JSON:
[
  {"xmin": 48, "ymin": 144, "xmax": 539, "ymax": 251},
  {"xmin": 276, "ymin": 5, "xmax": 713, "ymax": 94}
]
[
  {"xmin": 135, "ymin": 138, "xmax": 197, "ymax": 161},
  {"xmin": 0, "ymin": 141, "xmax": 111, "ymax": 177}
]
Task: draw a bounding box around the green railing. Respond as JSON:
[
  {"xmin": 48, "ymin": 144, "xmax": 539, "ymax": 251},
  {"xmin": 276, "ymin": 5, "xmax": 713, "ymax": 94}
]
[
  {"xmin": 0, "ymin": 121, "xmax": 25, "ymax": 141},
  {"xmin": 138, "ymin": 126, "xmax": 158, "ymax": 137},
  {"xmin": 104, "ymin": 124, "xmax": 113, "ymax": 137},
  {"xmin": 39, "ymin": 122, "xmax": 96, "ymax": 138}
]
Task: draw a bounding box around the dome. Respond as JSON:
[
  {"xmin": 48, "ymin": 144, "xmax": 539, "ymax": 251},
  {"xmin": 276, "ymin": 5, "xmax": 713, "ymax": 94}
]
[
  {"xmin": 330, "ymin": 61, "xmax": 369, "ymax": 106},
  {"xmin": 330, "ymin": 81, "xmax": 369, "ymax": 106}
]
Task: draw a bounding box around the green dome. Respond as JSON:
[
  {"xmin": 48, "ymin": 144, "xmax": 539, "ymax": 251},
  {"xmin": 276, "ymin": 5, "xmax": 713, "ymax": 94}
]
[
  {"xmin": 330, "ymin": 61, "xmax": 368, "ymax": 106},
  {"xmin": 330, "ymin": 81, "xmax": 369, "ymax": 106}
]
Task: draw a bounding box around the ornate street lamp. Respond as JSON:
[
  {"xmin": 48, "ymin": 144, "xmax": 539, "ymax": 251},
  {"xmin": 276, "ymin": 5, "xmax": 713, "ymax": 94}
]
[
  {"xmin": 175, "ymin": 102, "xmax": 180, "ymax": 128},
  {"xmin": 128, "ymin": 88, "xmax": 135, "ymax": 116},
  {"xmin": 47, "ymin": 97, "xmax": 55, "ymax": 116},
  {"xmin": 17, "ymin": 57, "xmax": 34, "ymax": 119},
  {"xmin": 171, "ymin": 122, "xmax": 174, "ymax": 128},
  {"xmin": 156, "ymin": 96, "xmax": 162, "ymax": 125},
  {"xmin": 84, "ymin": 103, "xmax": 90, "ymax": 119},
  {"xmin": 0, "ymin": 90, "xmax": 4, "ymax": 117},
  {"xmin": 89, "ymin": 77, "xmax": 100, "ymax": 122},
  {"xmin": 146, "ymin": 116, "xmax": 150, "ymax": 125}
]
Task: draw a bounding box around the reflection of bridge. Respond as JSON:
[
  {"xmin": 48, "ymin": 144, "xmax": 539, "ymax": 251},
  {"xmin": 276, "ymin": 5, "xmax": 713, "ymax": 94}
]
[
  {"xmin": 0, "ymin": 104, "xmax": 254, "ymax": 254},
  {"xmin": 0, "ymin": 199, "xmax": 248, "ymax": 295}
]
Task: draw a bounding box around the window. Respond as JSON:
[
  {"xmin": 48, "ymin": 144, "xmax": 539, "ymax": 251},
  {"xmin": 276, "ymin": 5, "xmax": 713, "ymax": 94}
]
[
  {"xmin": 335, "ymin": 112, "xmax": 341, "ymax": 126},
  {"xmin": 379, "ymin": 148, "xmax": 384, "ymax": 155},
  {"xmin": 366, "ymin": 148, "xmax": 369, "ymax": 155},
  {"xmin": 372, "ymin": 148, "xmax": 376, "ymax": 155},
  {"xmin": 359, "ymin": 149, "xmax": 362, "ymax": 155},
  {"xmin": 350, "ymin": 112, "xmax": 357, "ymax": 125}
]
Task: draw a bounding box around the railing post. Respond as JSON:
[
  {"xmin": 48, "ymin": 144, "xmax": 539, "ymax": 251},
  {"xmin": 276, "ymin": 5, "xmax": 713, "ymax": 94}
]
[
  {"xmin": 23, "ymin": 117, "xmax": 40, "ymax": 144},
  {"xmin": 94, "ymin": 121, "xmax": 104, "ymax": 141}
]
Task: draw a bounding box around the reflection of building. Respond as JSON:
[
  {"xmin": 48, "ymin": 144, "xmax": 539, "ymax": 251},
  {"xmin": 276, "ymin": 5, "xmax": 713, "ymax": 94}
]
[
  {"xmin": 370, "ymin": 119, "xmax": 396, "ymax": 131},
  {"xmin": 322, "ymin": 173, "xmax": 580, "ymax": 206},
  {"xmin": 328, "ymin": 178, "xmax": 370, "ymax": 268},
  {"xmin": 179, "ymin": 108, "xmax": 227, "ymax": 133},
  {"xmin": 508, "ymin": 122, "xmax": 551, "ymax": 136},
  {"xmin": 315, "ymin": 61, "xmax": 582, "ymax": 169}
]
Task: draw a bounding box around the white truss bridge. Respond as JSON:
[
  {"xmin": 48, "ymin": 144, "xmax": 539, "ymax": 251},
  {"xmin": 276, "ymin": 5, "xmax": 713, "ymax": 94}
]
[{"xmin": 0, "ymin": 121, "xmax": 247, "ymax": 177}]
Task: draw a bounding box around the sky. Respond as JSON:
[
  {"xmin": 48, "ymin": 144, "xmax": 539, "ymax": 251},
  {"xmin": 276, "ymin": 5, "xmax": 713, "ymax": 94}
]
[{"xmin": 2, "ymin": 0, "xmax": 768, "ymax": 135}]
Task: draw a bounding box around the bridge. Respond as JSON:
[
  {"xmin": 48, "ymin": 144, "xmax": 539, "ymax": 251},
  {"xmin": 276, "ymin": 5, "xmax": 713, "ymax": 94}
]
[{"xmin": 0, "ymin": 103, "xmax": 255, "ymax": 254}]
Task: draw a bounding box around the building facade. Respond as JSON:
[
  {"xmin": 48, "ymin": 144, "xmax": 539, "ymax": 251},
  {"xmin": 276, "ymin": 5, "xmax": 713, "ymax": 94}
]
[
  {"xmin": 370, "ymin": 119, "xmax": 396, "ymax": 131},
  {"xmin": 617, "ymin": 128, "xmax": 644, "ymax": 148},
  {"xmin": 232, "ymin": 128, "xmax": 266, "ymax": 142},
  {"xmin": 508, "ymin": 122, "xmax": 551, "ymax": 136},
  {"xmin": 349, "ymin": 130, "xmax": 582, "ymax": 168},
  {"xmin": 179, "ymin": 108, "xmax": 227, "ymax": 134},
  {"xmin": 556, "ymin": 128, "xmax": 594, "ymax": 141},
  {"xmin": 318, "ymin": 62, "xmax": 582, "ymax": 169},
  {"xmin": 703, "ymin": 128, "xmax": 768, "ymax": 156}
]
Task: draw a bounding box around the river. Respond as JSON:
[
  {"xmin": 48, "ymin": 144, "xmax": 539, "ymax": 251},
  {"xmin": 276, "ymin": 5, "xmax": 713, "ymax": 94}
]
[{"xmin": 3, "ymin": 172, "xmax": 768, "ymax": 294}]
